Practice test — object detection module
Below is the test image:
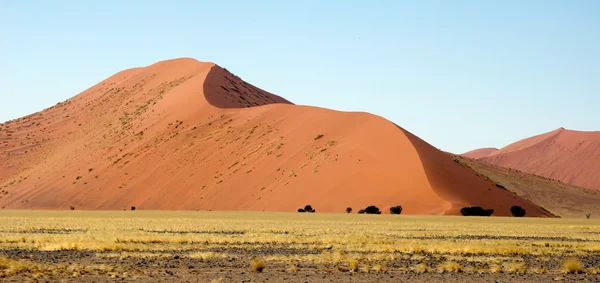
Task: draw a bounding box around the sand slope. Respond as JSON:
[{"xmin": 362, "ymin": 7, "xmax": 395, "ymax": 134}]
[
  {"xmin": 455, "ymin": 155, "xmax": 600, "ymax": 218},
  {"xmin": 0, "ymin": 58, "xmax": 553, "ymax": 216},
  {"xmin": 460, "ymin": 148, "xmax": 498, "ymax": 159},
  {"xmin": 479, "ymin": 128, "xmax": 600, "ymax": 191}
]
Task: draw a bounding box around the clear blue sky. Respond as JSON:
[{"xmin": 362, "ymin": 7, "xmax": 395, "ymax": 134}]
[{"xmin": 1, "ymin": 0, "xmax": 598, "ymax": 153}]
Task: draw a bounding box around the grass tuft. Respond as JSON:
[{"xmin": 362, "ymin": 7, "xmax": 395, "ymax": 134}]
[
  {"xmin": 438, "ymin": 261, "xmax": 462, "ymax": 273},
  {"xmin": 250, "ymin": 258, "xmax": 265, "ymax": 273},
  {"xmin": 348, "ymin": 259, "xmax": 359, "ymax": 272},
  {"xmin": 561, "ymin": 257, "xmax": 584, "ymax": 274},
  {"xmin": 372, "ymin": 264, "xmax": 387, "ymax": 273},
  {"xmin": 412, "ymin": 263, "xmax": 430, "ymax": 273},
  {"xmin": 489, "ymin": 264, "xmax": 503, "ymax": 273},
  {"xmin": 504, "ymin": 262, "xmax": 527, "ymax": 274}
]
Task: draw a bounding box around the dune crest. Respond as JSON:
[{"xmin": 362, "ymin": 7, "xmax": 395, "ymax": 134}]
[
  {"xmin": 460, "ymin": 148, "xmax": 498, "ymax": 159},
  {"xmin": 0, "ymin": 58, "xmax": 553, "ymax": 216}
]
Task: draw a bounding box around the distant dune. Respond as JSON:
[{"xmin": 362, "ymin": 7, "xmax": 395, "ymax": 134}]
[
  {"xmin": 0, "ymin": 58, "xmax": 552, "ymax": 216},
  {"xmin": 474, "ymin": 128, "xmax": 600, "ymax": 191},
  {"xmin": 460, "ymin": 148, "xmax": 498, "ymax": 159}
]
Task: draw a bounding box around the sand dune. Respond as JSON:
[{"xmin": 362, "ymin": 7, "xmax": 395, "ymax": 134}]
[
  {"xmin": 460, "ymin": 148, "xmax": 498, "ymax": 159},
  {"xmin": 477, "ymin": 128, "xmax": 600, "ymax": 191},
  {"xmin": 455, "ymin": 155, "xmax": 600, "ymax": 218},
  {"xmin": 0, "ymin": 58, "xmax": 553, "ymax": 216}
]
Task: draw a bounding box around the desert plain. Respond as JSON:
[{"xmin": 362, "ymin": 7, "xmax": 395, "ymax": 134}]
[{"xmin": 0, "ymin": 210, "xmax": 600, "ymax": 282}]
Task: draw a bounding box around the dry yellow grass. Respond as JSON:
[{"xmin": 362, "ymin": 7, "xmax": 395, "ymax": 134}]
[
  {"xmin": 348, "ymin": 259, "xmax": 359, "ymax": 272},
  {"xmin": 0, "ymin": 256, "xmax": 122, "ymax": 278},
  {"xmin": 0, "ymin": 210, "xmax": 599, "ymax": 276},
  {"xmin": 372, "ymin": 264, "xmax": 387, "ymax": 272},
  {"xmin": 438, "ymin": 261, "xmax": 462, "ymax": 273},
  {"xmin": 504, "ymin": 262, "xmax": 527, "ymax": 274},
  {"xmin": 489, "ymin": 264, "xmax": 503, "ymax": 273},
  {"xmin": 250, "ymin": 258, "xmax": 265, "ymax": 273},
  {"xmin": 287, "ymin": 265, "xmax": 299, "ymax": 273},
  {"xmin": 561, "ymin": 257, "xmax": 584, "ymax": 274}
]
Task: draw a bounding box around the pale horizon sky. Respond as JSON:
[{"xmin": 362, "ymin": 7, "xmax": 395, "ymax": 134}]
[{"xmin": 1, "ymin": 0, "xmax": 598, "ymax": 153}]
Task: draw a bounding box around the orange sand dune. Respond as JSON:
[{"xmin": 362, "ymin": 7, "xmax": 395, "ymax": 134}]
[
  {"xmin": 0, "ymin": 58, "xmax": 553, "ymax": 216},
  {"xmin": 460, "ymin": 148, "xmax": 498, "ymax": 159},
  {"xmin": 479, "ymin": 128, "xmax": 600, "ymax": 191}
]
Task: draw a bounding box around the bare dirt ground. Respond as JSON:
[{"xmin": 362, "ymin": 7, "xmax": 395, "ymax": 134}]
[{"xmin": 1, "ymin": 249, "xmax": 598, "ymax": 282}]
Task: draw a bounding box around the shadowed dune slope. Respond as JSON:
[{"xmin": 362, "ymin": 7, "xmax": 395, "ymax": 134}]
[
  {"xmin": 460, "ymin": 148, "xmax": 498, "ymax": 159},
  {"xmin": 479, "ymin": 128, "xmax": 600, "ymax": 191},
  {"xmin": 455, "ymin": 155, "xmax": 600, "ymax": 218},
  {"xmin": 0, "ymin": 58, "xmax": 553, "ymax": 216}
]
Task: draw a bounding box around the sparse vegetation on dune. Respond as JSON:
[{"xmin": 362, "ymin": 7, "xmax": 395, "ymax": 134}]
[{"xmin": 455, "ymin": 155, "xmax": 600, "ymax": 218}]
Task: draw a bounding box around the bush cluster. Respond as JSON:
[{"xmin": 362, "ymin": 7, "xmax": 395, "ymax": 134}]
[
  {"xmin": 460, "ymin": 206, "xmax": 494, "ymax": 216},
  {"xmin": 358, "ymin": 205, "xmax": 381, "ymax": 214},
  {"xmin": 298, "ymin": 205, "xmax": 315, "ymax": 213}
]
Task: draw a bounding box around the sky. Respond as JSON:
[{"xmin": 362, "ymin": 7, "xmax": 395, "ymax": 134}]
[{"xmin": 1, "ymin": 0, "xmax": 598, "ymax": 154}]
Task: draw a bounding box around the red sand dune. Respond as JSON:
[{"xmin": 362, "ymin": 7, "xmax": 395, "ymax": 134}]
[
  {"xmin": 478, "ymin": 128, "xmax": 600, "ymax": 191},
  {"xmin": 0, "ymin": 58, "xmax": 553, "ymax": 216},
  {"xmin": 460, "ymin": 148, "xmax": 498, "ymax": 159}
]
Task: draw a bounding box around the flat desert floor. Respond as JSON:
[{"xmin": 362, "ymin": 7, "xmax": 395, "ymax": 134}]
[{"xmin": 0, "ymin": 211, "xmax": 599, "ymax": 282}]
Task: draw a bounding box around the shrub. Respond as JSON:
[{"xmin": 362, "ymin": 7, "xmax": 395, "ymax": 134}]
[
  {"xmin": 346, "ymin": 207, "xmax": 352, "ymax": 213},
  {"xmin": 250, "ymin": 258, "xmax": 265, "ymax": 273},
  {"xmin": 364, "ymin": 205, "xmax": 381, "ymax": 214},
  {"xmin": 358, "ymin": 209, "xmax": 366, "ymax": 214},
  {"xmin": 510, "ymin": 206, "xmax": 526, "ymax": 217},
  {"xmin": 561, "ymin": 257, "xmax": 584, "ymax": 274},
  {"xmin": 131, "ymin": 206, "xmax": 136, "ymax": 211},
  {"xmin": 303, "ymin": 205, "xmax": 315, "ymax": 213},
  {"xmin": 297, "ymin": 208, "xmax": 305, "ymax": 213},
  {"xmin": 348, "ymin": 259, "xmax": 358, "ymax": 272},
  {"xmin": 460, "ymin": 206, "xmax": 493, "ymax": 216},
  {"xmin": 70, "ymin": 206, "xmax": 75, "ymax": 210},
  {"xmin": 492, "ymin": 181, "xmax": 506, "ymax": 190},
  {"xmin": 390, "ymin": 205, "xmax": 403, "ymax": 215}
]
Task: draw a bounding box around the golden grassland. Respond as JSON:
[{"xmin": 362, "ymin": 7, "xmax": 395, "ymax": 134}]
[{"xmin": 0, "ymin": 210, "xmax": 600, "ymax": 278}]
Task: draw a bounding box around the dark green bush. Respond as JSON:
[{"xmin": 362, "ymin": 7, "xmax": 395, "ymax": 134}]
[
  {"xmin": 510, "ymin": 206, "xmax": 526, "ymax": 217},
  {"xmin": 364, "ymin": 205, "xmax": 381, "ymax": 214},
  {"xmin": 390, "ymin": 205, "xmax": 403, "ymax": 215},
  {"xmin": 303, "ymin": 205, "xmax": 314, "ymax": 213},
  {"xmin": 460, "ymin": 206, "xmax": 493, "ymax": 216}
]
